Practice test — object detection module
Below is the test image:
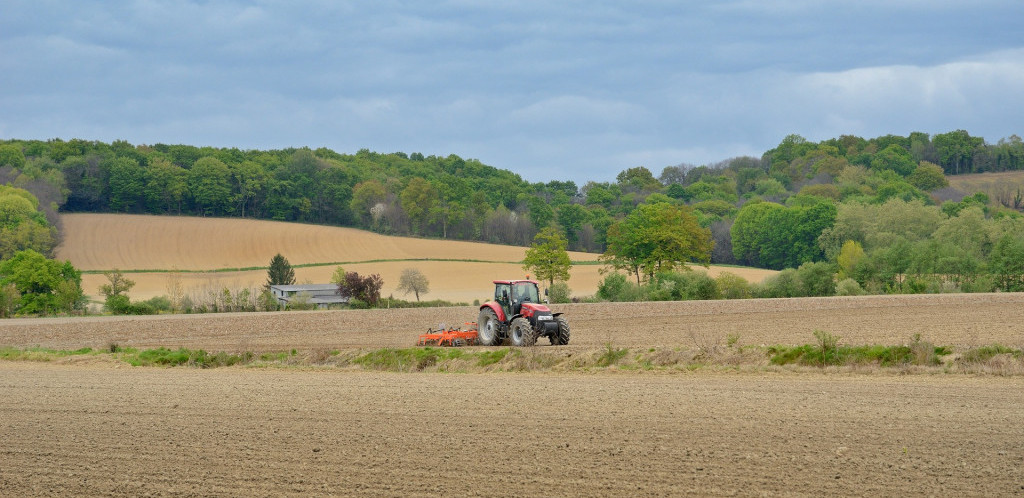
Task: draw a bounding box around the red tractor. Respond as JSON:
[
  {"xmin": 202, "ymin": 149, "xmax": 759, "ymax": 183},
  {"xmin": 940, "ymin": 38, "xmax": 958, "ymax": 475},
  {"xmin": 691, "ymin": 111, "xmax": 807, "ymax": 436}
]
[{"xmin": 476, "ymin": 279, "xmax": 570, "ymax": 346}]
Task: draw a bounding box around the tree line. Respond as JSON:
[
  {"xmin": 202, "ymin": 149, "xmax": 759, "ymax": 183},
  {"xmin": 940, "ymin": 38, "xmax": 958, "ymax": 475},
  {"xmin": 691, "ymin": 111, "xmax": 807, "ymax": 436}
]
[
  {"xmin": 3, "ymin": 129, "xmax": 1024, "ymax": 317},
  {"xmin": 0, "ymin": 130, "xmax": 1021, "ymax": 259}
]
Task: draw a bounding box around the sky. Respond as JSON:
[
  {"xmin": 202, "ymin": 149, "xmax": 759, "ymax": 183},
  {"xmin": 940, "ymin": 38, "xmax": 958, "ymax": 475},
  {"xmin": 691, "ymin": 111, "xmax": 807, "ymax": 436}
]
[{"xmin": 2, "ymin": 1, "xmax": 1023, "ymax": 184}]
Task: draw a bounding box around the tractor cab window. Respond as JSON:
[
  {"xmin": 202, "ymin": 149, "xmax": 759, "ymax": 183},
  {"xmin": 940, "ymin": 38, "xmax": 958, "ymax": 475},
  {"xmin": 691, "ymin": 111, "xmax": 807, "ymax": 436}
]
[
  {"xmin": 514, "ymin": 282, "xmax": 539, "ymax": 305},
  {"xmin": 495, "ymin": 283, "xmax": 512, "ymax": 316}
]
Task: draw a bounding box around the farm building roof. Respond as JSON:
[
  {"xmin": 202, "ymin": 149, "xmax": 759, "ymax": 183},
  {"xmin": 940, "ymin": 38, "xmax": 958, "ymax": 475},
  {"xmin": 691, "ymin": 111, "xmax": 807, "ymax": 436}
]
[{"xmin": 270, "ymin": 284, "xmax": 340, "ymax": 293}]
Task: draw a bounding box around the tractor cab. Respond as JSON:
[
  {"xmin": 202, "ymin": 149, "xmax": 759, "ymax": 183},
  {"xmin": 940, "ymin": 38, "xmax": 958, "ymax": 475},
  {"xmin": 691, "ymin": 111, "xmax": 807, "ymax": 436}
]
[{"xmin": 494, "ymin": 280, "xmax": 542, "ymax": 317}]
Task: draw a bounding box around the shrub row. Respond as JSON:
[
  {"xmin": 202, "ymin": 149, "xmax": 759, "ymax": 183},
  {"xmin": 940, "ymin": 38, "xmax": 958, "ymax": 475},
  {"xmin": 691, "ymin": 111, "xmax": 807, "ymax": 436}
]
[{"xmin": 596, "ymin": 262, "xmax": 847, "ymax": 302}]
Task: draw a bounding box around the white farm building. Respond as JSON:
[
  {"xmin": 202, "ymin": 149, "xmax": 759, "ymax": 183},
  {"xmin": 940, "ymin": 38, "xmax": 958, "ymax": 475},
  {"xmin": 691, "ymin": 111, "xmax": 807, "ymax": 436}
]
[{"xmin": 268, "ymin": 284, "xmax": 349, "ymax": 309}]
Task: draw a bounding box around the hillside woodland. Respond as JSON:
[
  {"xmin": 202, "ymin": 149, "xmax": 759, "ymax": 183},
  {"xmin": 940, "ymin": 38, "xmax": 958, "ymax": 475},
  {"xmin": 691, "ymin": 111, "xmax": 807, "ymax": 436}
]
[{"xmin": 1, "ymin": 130, "xmax": 1024, "ymax": 315}]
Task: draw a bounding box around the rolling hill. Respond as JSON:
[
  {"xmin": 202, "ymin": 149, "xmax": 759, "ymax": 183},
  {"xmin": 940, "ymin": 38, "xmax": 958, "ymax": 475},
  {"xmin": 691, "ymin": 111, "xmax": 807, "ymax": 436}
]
[{"xmin": 56, "ymin": 213, "xmax": 777, "ymax": 303}]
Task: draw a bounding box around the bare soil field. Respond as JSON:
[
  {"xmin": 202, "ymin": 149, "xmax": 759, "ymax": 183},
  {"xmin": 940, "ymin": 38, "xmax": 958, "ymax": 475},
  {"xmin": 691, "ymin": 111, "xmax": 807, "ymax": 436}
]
[
  {"xmin": 2, "ymin": 293, "xmax": 1023, "ymax": 352},
  {"xmin": 2, "ymin": 294, "xmax": 1024, "ymax": 495},
  {"xmin": 57, "ymin": 213, "xmax": 777, "ymax": 301},
  {"xmin": 1, "ymin": 363, "xmax": 1022, "ymax": 496}
]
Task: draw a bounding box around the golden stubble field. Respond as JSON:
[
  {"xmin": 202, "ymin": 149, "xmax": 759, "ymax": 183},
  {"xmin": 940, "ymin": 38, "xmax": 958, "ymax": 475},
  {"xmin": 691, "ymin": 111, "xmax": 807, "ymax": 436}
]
[
  {"xmin": 2, "ymin": 294, "xmax": 1024, "ymax": 496},
  {"xmin": 57, "ymin": 213, "xmax": 777, "ymax": 302},
  {"xmin": 947, "ymin": 170, "xmax": 1024, "ymax": 200}
]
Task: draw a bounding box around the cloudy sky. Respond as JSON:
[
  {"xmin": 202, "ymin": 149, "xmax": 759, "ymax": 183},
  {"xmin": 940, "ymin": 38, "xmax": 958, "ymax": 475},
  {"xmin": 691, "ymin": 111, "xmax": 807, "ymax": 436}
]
[{"xmin": 2, "ymin": 1, "xmax": 1022, "ymax": 183}]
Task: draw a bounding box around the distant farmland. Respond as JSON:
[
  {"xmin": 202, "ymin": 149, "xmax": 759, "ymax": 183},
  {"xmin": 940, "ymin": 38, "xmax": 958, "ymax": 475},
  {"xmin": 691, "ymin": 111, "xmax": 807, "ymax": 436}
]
[
  {"xmin": 947, "ymin": 170, "xmax": 1024, "ymax": 205},
  {"xmin": 57, "ymin": 214, "xmax": 777, "ymax": 302}
]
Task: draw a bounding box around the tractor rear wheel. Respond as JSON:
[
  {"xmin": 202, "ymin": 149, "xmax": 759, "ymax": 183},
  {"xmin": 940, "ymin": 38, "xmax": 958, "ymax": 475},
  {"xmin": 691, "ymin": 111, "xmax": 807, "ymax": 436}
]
[
  {"xmin": 509, "ymin": 317, "xmax": 536, "ymax": 347},
  {"xmin": 549, "ymin": 317, "xmax": 570, "ymax": 345},
  {"xmin": 477, "ymin": 308, "xmax": 502, "ymax": 346}
]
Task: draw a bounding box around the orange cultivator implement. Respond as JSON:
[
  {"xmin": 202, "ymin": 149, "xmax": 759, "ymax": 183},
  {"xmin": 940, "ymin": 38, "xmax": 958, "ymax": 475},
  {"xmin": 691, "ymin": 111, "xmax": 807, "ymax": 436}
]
[{"xmin": 417, "ymin": 323, "xmax": 479, "ymax": 347}]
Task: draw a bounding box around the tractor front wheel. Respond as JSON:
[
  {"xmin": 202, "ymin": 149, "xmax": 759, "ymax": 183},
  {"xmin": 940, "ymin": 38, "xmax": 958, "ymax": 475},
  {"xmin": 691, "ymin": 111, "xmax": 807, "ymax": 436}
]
[
  {"xmin": 549, "ymin": 317, "xmax": 570, "ymax": 345},
  {"xmin": 509, "ymin": 317, "xmax": 537, "ymax": 347},
  {"xmin": 477, "ymin": 308, "xmax": 502, "ymax": 346}
]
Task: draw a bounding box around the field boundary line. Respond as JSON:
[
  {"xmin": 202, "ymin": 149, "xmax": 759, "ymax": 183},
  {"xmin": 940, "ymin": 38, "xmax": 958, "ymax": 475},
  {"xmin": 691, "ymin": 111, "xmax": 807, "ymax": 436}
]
[{"xmin": 80, "ymin": 258, "xmax": 605, "ymax": 274}]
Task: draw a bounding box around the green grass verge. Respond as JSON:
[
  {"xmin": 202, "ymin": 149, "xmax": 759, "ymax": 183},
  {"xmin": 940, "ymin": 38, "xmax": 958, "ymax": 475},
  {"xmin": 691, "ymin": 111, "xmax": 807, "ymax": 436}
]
[
  {"xmin": 596, "ymin": 343, "xmax": 629, "ymax": 367},
  {"xmin": 0, "ymin": 346, "xmax": 95, "ymax": 361},
  {"xmin": 123, "ymin": 347, "xmax": 254, "ymax": 368},
  {"xmin": 960, "ymin": 344, "xmax": 1023, "ymax": 363},
  {"xmin": 475, "ymin": 348, "xmax": 512, "ymax": 366},
  {"xmin": 354, "ymin": 347, "xmax": 476, "ymax": 371},
  {"xmin": 0, "ymin": 341, "xmax": 1020, "ymax": 372},
  {"xmin": 81, "ymin": 257, "xmax": 581, "ymax": 275},
  {"xmin": 767, "ymin": 344, "xmax": 953, "ymax": 367}
]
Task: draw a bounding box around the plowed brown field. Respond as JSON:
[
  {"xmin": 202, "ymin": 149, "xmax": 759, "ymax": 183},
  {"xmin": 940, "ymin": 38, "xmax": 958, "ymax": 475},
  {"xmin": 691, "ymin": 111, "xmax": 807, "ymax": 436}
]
[
  {"xmin": 2, "ymin": 295, "xmax": 1024, "ymax": 495},
  {"xmin": 3, "ymin": 293, "xmax": 1023, "ymax": 351},
  {"xmin": 1, "ymin": 364, "xmax": 1022, "ymax": 496},
  {"xmin": 57, "ymin": 213, "xmax": 777, "ymax": 301}
]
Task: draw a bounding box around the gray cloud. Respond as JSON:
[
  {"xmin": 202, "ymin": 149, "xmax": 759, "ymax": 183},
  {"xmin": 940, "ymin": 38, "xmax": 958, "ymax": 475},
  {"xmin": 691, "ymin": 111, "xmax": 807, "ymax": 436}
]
[{"xmin": 1, "ymin": 0, "xmax": 1022, "ymax": 183}]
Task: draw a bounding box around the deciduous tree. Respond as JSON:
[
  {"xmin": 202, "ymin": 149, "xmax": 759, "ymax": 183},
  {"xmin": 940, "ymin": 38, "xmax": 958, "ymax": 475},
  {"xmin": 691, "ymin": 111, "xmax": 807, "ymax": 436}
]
[
  {"xmin": 602, "ymin": 203, "xmax": 712, "ymax": 283},
  {"xmin": 400, "ymin": 177, "xmax": 437, "ymax": 235},
  {"xmin": 522, "ymin": 227, "xmax": 572, "ymax": 288},
  {"xmin": 907, "ymin": 161, "xmax": 948, "ymax": 191},
  {"xmin": 836, "ymin": 240, "xmax": 865, "ymax": 280},
  {"xmin": 397, "ymin": 268, "xmax": 430, "ymax": 301},
  {"xmin": 0, "ymin": 249, "xmax": 82, "ymax": 315},
  {"xmin": 188, "ymin": 157, "xmax": 232, "ymax": 216},
  {"xmin": 337, "ymin": 271, "xmax": 383, "ymax": 306}
]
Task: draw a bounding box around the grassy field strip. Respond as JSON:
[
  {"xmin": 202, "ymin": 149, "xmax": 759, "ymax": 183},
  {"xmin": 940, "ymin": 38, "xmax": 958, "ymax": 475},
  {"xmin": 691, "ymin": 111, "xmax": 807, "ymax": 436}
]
[
  {"xmin": 3, "ymin": 340, "xmax": 1021, "ymax": 374},
  {"xmin": 78, "ymin": 257, "xmax": 604, "ymax": 274}
]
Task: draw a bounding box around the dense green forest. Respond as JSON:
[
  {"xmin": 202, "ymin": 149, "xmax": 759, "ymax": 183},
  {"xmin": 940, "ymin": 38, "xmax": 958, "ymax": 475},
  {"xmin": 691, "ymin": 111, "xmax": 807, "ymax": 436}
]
[{"xmin": 2, "ymin": 129, "xmax": 1024, "ymax": 307}]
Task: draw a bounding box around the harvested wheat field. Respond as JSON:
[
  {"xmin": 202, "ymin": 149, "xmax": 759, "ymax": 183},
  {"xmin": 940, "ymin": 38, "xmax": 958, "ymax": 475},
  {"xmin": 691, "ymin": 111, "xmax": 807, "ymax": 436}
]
[
  {"xmin": 58, "ymin": 213, "xmax": 777, "ymax": 301},
  {"xmin": 2, "ymin": 295, "xmax": 1024, "ymax": 495},
  {"xmin": 947, "ymin": 170, "xmax": 1024, "ymax": 199}
]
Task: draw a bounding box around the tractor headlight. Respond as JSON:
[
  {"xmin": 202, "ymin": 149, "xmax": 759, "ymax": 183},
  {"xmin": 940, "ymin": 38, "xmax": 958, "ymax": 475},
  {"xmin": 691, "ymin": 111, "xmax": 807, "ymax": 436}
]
[{"xmin": 536, "ymin": 314, "xmax": 552, "ymax": 321}]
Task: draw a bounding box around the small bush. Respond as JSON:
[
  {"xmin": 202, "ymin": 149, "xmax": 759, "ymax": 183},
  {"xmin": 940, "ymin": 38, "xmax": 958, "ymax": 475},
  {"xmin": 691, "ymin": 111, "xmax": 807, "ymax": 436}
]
[
  {"xmin": 671, "ymin": 270, "xmax": 720, "ymax": 300},
  {"xmin": 105, "ymin": 294, "xmax": 157, "ymax": 315},
  {"xmin": 813, "ymin": 329, "xmax": 840, "ymax": 367},
  {"xmin": 548, "ymin": 282, "xmax": 572, "ymax": 304},
  {"xmin": 755, "ymin": 269, "xmax": 800, "ymax": 298},
  {"xmin": 180, "ymin": 295, "xmax": 194, "ymax": 313},
  {"xmin": 595, "ymin": 343, "xmax": 629, "ymax": 367},
  {"xmin": 796, "ymin": 262, "xmax": 836, "ymax": 297},
  {"xmin": 909, "ymin": 334, "xmax": 941, "ymax": 365},
  {"xmin": 258, "ymin": 289, "xmax": 278, "ymax": 311},
  {"xmin": 643, "ymin": 270, "xmax": 720, "ymax": 302},
  {"xmin": 104, "ymin": 294, "xmax": 131, "ymax": 314},
  {"xmin": 597, "ymin": 273, "xmax": 638, "ymax": 302},
  {"xmin": 139, "ymin": 295, "xmax": 173, "ymax": 313},
  {"xmin": 960, "ymin": 344, "xmax": 1022, "ymax": 364},
  {"xmin": 960, "ymin": 274, "xmax": 996, "ymax": 294},
  {"xmin": 716, "ymin": 272, "xmax": 751, "ymax": 299},
  {"xmin": 836, "ymin": 278, "xmax": 866, "ymax": 296},
  {"xmin": 288, "ymin": 291, "xmax": 316, "ymax": 311},
  {"xmin": 347, "ymin": 298, "xmax": 370, "ymax": 309}
]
